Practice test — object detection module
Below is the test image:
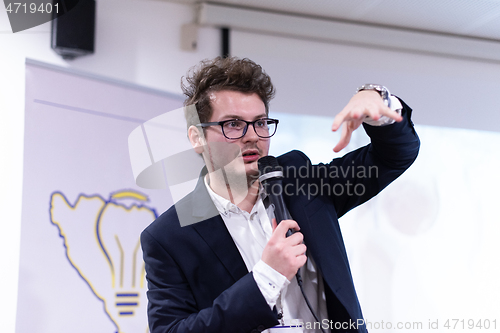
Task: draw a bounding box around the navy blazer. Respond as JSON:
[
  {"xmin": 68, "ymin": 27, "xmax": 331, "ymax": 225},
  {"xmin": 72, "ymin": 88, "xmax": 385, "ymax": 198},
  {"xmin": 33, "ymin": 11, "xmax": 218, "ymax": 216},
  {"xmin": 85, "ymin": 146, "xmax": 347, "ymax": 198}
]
[{"xmin": 141, "ymin": 100, "xmax": 420, "ymax": 333}]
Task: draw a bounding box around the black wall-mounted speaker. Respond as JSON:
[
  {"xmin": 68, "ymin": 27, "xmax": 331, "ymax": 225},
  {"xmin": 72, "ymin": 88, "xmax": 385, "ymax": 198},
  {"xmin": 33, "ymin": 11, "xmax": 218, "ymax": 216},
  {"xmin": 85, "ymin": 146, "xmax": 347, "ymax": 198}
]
[{"xmin": 51, "ymin": 0, "xmax": 96, "ymax": 60}]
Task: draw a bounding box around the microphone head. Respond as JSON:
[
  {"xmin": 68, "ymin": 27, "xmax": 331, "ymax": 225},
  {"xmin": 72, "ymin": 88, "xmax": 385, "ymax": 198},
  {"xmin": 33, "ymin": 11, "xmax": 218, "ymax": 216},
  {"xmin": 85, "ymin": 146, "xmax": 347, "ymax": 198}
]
[
  {"xmin": 258, "ymin": 155, "xmax": 280, "ymax": 174},
  {"xmin": 258, "ymin": 155, "xmax": 284, "ymax": 184}
]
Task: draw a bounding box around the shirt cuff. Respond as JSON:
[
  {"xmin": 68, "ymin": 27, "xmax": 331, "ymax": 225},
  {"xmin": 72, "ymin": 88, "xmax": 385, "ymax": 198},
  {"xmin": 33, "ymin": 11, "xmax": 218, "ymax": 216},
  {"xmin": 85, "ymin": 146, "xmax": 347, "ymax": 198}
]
[
  {"xmin": 252, "ymin": 260, "xmax": 290, "ymax": 310},
  {"xmin": 363, "ymin": 95, "xmax": 403, "ymax": 126}
]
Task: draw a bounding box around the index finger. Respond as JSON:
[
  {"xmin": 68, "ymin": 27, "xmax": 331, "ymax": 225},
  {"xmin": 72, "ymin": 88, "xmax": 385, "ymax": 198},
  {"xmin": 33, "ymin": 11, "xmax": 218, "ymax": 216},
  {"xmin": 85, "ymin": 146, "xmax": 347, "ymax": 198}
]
[
  {"xmin": 333, "ymin": 123, "xmax": 352, "ymax": 153},
  {"xmin": 331, "ymin": 108, "xmax": 349, "ymax": 132},
  {"xmin": 274, "ymin": 219, "xmax": 300, "ymax": 237}
]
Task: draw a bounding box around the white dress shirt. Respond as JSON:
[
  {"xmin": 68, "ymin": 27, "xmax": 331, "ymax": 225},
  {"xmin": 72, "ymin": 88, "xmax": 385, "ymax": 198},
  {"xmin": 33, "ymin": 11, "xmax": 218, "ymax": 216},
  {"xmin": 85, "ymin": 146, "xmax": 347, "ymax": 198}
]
[{"xmin": 204, "ymin": 176, "xmax": 329, "ymax": 333}]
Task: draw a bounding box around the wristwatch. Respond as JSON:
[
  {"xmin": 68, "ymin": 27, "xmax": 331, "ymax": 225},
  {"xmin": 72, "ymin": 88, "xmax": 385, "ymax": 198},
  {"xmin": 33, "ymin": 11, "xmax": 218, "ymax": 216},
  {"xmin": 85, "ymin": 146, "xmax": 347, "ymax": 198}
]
[{"xmin": 356, "ymin": 84, "xmax": 391, "ymax": 108}]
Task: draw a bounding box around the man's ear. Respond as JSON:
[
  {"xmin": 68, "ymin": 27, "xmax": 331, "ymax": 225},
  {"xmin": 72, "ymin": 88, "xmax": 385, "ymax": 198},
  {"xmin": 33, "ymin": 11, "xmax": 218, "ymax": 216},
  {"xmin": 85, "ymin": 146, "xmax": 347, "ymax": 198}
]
[{"xmin": 188, "ymin": 125, "xmax": 205, "ymax": 154}]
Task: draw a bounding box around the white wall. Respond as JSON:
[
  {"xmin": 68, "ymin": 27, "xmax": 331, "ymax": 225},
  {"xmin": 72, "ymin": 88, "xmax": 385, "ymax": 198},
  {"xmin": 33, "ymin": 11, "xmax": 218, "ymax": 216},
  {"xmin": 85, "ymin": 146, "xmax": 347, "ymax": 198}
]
[
  {"xmin": 0, "ymin": 1, "xmax": 219, "ymax": 332},
  {"xmin": 2, "ymin": 0, "xmax": 500, "ymax": 332},
  {"xmin": 230, "ymin": 29, "xmax": 500, "ymax": 133}
]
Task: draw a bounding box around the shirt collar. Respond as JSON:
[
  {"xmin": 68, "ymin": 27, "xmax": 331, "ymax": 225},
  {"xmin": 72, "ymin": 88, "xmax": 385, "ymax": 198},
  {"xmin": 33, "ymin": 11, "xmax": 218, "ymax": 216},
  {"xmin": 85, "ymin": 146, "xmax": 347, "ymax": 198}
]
[
  {"xmin": 204, "ymin": 174, "xmax": 240, "ymax": 215},
  {"xmin": 204, "ymin": 174, "xmax": 268, "ymax": 215}
]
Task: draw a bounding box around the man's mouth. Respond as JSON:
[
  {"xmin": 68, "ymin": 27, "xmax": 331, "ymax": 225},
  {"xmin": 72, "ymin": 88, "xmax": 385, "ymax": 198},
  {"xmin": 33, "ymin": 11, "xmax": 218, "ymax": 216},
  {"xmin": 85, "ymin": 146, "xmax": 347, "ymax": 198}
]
[{"xmin": 241, "ymin": 150, "xmax": 260, "ymax": 162}]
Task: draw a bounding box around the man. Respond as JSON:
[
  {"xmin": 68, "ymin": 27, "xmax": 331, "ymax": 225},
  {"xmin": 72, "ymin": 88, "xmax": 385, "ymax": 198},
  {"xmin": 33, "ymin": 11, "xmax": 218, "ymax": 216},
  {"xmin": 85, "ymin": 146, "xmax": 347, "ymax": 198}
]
[{"xmin": 141, "ymin": 57, "xmax": 420, "ymax": 332}]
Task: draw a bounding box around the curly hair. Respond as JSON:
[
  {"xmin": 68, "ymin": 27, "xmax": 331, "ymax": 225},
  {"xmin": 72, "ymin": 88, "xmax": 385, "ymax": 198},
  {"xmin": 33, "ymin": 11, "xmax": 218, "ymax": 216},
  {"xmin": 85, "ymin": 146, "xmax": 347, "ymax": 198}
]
[{"xmin": 182, "ymin": 57, "xmax": 276, "ymax": 128}]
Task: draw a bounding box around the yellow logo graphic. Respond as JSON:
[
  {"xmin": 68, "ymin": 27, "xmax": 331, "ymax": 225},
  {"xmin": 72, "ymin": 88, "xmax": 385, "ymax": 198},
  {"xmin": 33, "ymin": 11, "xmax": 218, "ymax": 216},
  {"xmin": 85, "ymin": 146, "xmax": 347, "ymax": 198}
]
[{"xmin": 50, "ymin": 190, "xmax": 156, "ymax": 333}]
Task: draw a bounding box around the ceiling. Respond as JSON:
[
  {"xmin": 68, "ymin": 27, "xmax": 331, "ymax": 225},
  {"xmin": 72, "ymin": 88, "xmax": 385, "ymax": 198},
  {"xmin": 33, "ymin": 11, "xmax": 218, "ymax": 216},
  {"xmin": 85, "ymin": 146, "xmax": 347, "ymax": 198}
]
[{"xmin": 161, "ymin": 0, "xmax": 500, "ymax": 41}]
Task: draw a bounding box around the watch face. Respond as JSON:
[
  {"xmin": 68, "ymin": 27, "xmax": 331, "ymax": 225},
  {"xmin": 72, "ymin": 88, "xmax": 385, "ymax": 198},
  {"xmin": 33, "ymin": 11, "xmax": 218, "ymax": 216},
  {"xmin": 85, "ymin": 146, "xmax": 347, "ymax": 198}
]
[
  {"xmin": 358, "ymin": 84, "xmax": 388, "ymax": 95},
  {"xmin": 357, "ymin": 84, "xmax": 391, "ymax": 108}
]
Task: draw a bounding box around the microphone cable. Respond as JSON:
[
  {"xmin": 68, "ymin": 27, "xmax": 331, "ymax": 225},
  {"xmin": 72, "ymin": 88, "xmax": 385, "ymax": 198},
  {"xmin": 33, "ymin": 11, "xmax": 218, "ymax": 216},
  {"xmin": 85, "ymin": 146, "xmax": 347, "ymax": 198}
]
[{"xmin": 295, "ymin": 264, "xmax": 326, "ymax": 333}]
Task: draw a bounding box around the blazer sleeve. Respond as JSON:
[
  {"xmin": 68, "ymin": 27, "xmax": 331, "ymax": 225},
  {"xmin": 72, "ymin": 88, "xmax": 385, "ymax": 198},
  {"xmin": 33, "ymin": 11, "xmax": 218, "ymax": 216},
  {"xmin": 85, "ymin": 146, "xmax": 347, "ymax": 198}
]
[
  {"xmin": 141, "ymin": 229, "xmax": 279, "ymax": 333},
  {"xmin": 279, "ymin": 98, "xmax": 419, "ymax": 218},
  {"xmin": 331, "ymin": 97, "xmax": 420, "ymax": 217}
]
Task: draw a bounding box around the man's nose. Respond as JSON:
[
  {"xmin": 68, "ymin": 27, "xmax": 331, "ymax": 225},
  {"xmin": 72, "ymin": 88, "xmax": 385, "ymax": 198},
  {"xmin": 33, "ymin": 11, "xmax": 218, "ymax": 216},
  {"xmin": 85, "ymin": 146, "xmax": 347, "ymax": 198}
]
[{"xmin": 242, "ymin": 124, "xmax": 259, "ymax": 141}]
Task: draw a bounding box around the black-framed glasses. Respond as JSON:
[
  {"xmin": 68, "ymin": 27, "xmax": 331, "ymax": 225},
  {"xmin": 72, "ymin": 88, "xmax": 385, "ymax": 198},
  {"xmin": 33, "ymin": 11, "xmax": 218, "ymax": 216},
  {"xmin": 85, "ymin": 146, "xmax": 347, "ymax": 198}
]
[{"xmin": 198, "ymin": 118, "xmax": 279, "ymax": 140}]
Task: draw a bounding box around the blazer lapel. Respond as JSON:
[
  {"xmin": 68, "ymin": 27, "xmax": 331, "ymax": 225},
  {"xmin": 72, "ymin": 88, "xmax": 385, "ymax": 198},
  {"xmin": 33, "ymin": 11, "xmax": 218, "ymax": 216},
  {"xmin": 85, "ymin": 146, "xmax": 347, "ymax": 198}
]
[
  {"xmin": 193, "ymin": 216, "xmax": 249, "ymax": 282},
  {"xmin": 190, "ymin": 171, "xmax": 249, "ymax": 283}
]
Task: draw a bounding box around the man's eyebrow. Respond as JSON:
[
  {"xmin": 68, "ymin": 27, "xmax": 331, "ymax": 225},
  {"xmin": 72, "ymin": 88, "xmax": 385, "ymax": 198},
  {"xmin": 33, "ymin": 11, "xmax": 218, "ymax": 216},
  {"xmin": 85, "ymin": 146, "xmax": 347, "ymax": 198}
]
[{"xmin": 219, "ymin": 114, "xmax": 268, "ymax": 121}]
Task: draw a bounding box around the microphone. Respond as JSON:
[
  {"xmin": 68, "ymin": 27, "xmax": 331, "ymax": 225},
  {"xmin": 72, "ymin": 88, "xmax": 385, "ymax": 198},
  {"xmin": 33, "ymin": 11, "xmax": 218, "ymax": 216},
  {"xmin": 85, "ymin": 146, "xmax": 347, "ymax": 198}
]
[
  {"xmin": 258, "ymin": 155, "xmax": 293, "ymax": 237},
  {"xmin": 258, "ymin": 156, "xmax": 326, "ymax": 332}
]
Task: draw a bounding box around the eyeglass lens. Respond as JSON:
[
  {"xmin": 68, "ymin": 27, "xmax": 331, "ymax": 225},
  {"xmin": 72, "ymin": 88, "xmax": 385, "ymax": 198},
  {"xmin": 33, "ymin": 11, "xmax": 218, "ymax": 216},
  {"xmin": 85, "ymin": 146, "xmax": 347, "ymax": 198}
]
[{"xmin": 222, "ymin": 119, "xmax": 276, "ymax": 139}]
